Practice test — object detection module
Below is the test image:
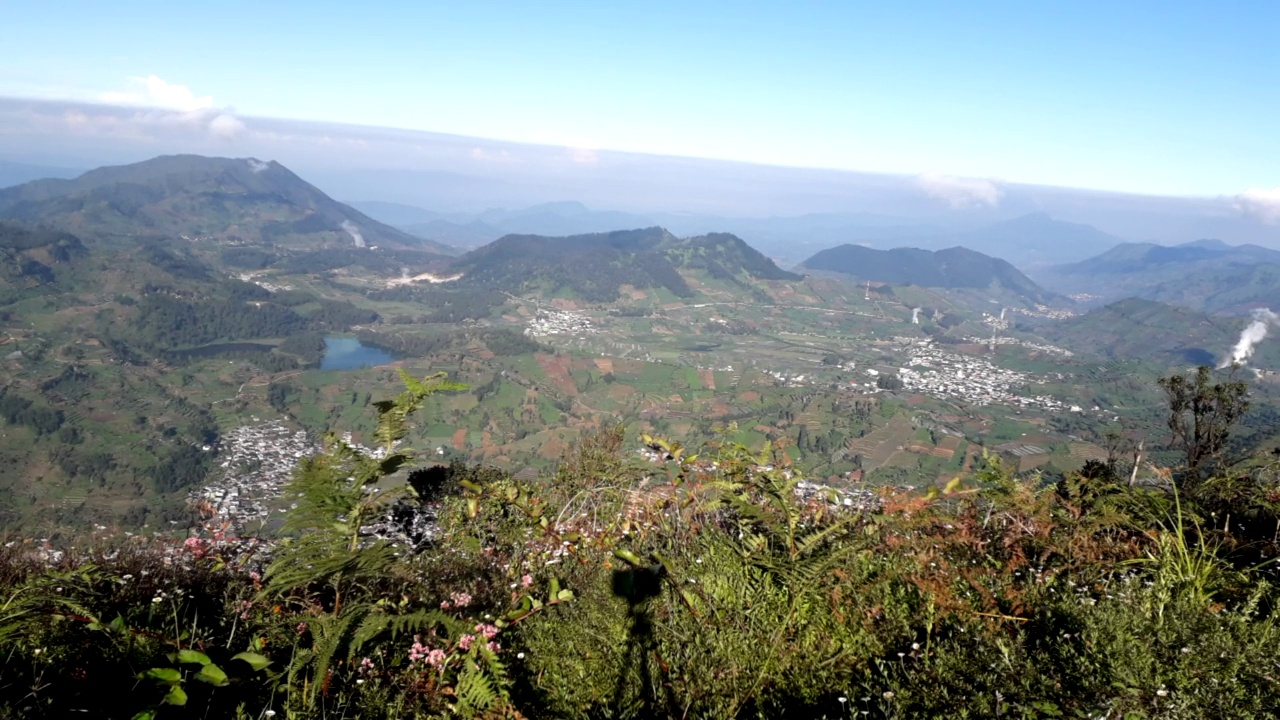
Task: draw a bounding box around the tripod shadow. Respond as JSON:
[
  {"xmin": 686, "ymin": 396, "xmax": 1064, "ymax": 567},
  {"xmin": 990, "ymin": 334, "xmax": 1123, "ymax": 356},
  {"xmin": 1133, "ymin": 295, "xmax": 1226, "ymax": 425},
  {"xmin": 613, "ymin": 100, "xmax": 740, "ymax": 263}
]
[{"xmin": 610, "ymin": 564, "xmax": 673, "ymax": 716}]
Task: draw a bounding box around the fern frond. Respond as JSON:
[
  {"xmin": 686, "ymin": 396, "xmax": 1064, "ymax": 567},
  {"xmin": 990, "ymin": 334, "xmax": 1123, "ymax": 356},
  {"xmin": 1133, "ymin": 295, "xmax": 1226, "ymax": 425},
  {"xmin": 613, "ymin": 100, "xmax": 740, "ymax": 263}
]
[
  {"xmin": 350, "ymin": 609, "xmax": 459, "ymax": 658},
  {"xmin": 453, "ymin": 659, "xmax": 499, "ymax": 717}
]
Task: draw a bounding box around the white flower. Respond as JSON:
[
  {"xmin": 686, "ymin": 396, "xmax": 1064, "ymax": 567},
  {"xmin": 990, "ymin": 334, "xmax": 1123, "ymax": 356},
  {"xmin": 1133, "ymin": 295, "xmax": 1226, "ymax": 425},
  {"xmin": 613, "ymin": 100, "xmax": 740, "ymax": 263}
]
[
  {"xmin": 911, "ymin": 642, "xmax": 920, "ymax": 650},
  {"xmin": 838, "ymin": 696, "xmax": 847, "ymax": 703},
  {"xmin": 1156, "ymin": 689, "xmax": 1168, "ymax": 697},
  {"xmin": 517, "ymin": 652, "xmax": 526, "ymax": 659}
]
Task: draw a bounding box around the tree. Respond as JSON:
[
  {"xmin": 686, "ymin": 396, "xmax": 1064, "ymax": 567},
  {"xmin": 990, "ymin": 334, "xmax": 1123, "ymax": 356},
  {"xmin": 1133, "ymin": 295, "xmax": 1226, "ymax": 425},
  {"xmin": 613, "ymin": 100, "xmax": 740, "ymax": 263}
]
[
  {"xmin": 1157, "ymin": 365, "xmax": 1249, "ymax": 478},
  {"xmin": 876, "ymin": 374, "xmax": 904, "ymax": 391}
]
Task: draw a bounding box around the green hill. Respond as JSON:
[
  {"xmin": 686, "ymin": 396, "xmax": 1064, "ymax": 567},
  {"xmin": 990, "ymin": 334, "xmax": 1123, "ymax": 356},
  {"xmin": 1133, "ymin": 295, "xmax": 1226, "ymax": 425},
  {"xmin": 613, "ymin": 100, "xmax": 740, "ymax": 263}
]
[
  {"xmin": 451, "ymin": 227, "xmax": 799, "ymax": 302},
  {"xmin": 1041, "ymin": 297, "xmax": 1240, "ymax": 364},
  {"xmin": 0, "ymin": 155, "xmax": 456, "ymax": 254},
  {"xmin": 1041, "ymin": 240, "xmax": 1280, "ymax": 312},
  {"xmin": 798, "ymin": 244, "xmax": 1050, "ymax": 304}
]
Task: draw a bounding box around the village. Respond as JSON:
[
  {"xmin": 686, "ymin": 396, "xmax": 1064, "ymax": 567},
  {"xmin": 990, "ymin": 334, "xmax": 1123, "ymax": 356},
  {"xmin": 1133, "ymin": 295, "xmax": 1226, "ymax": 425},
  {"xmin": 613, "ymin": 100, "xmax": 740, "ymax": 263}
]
[
  {"xmin": 189, "ymin": 419, "xmax": 316, "ymax": 527},
  {"xmin": 895, "ymin": 342, "xmax": 1079, "ymax": 412},
  {"xmin": 524, "ymin": 308, "xmax": 595, "ymax": 338}
]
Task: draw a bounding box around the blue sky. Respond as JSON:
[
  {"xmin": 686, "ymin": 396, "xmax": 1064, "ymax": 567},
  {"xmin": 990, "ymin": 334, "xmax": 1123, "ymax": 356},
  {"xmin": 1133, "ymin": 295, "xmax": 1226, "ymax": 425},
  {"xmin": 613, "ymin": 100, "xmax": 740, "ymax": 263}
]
[{"xmin": 0, "ymin": 1, "xmax": 1276, "ymax": 197}]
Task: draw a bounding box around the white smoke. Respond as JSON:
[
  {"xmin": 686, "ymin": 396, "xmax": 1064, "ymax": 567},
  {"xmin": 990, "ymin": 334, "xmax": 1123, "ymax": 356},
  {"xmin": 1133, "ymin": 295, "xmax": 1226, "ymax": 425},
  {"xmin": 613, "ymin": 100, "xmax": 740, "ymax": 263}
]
[
  {"xmin": 1221, "ymin": 308, "xmax": 1279, "ymax": 367},
  {"xmin": 911, "ymin": 308, "xmax": 921, "ymax": 324},
  {"xmin": 340, "ymin": 220, "xmax": 367, "ymax": 248}
]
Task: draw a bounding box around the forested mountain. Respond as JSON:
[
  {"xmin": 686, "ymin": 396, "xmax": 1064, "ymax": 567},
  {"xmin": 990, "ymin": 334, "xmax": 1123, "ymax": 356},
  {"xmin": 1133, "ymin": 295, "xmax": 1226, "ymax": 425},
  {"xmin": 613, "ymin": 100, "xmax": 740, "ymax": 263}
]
[
  {"xmin": 450, "ymin": 227, "xmax": 799, "ymax": 302},
  {"xmin": 1040, "ymin": 297, "xmax": 1242, "ymax": 364},
  {"xmin": 798, "ymin": 244, "xmax": 1050, "ymax": 303},
  {"xmin": 0, "ymin": 155, "xmax": 456, "ymax": 254},
  {"xmin": 1042, "ymin": 239, "xmax": 1280, "ymax": 313},
  {"xmin": 840, "ymin": 212, "xmax": 1121, "ymax": 269}
]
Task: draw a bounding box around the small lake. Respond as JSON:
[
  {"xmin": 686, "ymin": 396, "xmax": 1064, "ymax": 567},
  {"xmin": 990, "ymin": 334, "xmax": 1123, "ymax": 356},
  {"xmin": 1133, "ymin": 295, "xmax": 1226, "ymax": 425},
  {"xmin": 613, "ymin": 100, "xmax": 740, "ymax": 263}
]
[{"xmin": 320, "ymin": 336, "xmax": 396, "ymax": 370}]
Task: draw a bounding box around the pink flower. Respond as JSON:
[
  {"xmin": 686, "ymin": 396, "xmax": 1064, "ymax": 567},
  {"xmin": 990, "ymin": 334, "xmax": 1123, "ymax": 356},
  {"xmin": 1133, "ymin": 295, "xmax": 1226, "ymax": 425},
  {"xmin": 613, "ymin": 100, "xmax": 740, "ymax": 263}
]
[
  {"xmin": 183, "ymin": 537, "xmax": 208, "ymax": 559},
  {"xmin": 249, "ymin": 571, "xmax": 262, "ymax": 583},
  {"xmin": 449, "ymin": 591, "xmax": 472, "ymax": 607},
  {"xmin": 457, "ymin": 634, "xmax": 475, "ymax": 651},
  {"xmin": 409, "ymin": 642, "xmax": 429, "ymax": 663},
  {"xmin": 296, "ymin": 622, "xmax": 308, "ymax": 635},
  {"xmin": 521, "ymin": 574, "xmax": 533, "ymax": 588},
  {"xmin": 425, "ymin": 649, "xmax": 446, "ymax": 667},
  {"xmin": 359, "ymin": 657, "xmax": 374, "ymax": 674},
  {"xmin": 474, "ymin": 623, "xmax": 500, "ymax": 640},
  {"xmin": 486, "ymin": 641, "xmax": 500, "ymax": 653}
]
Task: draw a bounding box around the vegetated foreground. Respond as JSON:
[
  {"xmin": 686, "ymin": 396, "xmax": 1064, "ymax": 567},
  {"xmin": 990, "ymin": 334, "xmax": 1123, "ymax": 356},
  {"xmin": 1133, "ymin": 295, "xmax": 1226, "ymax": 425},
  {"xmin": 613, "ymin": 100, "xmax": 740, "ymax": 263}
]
[{"xmin": 2, "ymin": 369, "xmax": 1279, "ymax": 720}]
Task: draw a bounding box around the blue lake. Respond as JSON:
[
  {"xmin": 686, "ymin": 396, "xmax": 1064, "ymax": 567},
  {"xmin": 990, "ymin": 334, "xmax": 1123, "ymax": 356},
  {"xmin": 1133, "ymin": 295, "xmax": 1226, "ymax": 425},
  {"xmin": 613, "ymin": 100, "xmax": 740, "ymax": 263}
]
[{"xmin": 320, "ymin": 336, "xmax": 396, "ymax": 370}]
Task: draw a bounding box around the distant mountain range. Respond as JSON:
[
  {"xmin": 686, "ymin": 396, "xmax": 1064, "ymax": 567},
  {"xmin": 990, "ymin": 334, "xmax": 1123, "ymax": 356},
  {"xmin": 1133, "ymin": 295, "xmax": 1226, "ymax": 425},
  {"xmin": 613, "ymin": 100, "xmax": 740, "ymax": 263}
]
[
  {"xmin": 449, "ymin": 227, "xmax": 799, "ymax": 303},
  {"xmin": 352, "ymin": 200, "xmax": 1122, "ymax": 269},
  {"xmin": 0, "ymin": 155, "xmax": 455, "ymax": 255},
  {"xmin": 1042, "ymin": 239, "xmax": 1280, "ymax": 314},
  {"xmin": 0, "ymin": 159, "xmax": 83, "ymax": 189},
  {"xmin": 797, "ymin": 244, "xmax": 1051, "ymax": 304}
]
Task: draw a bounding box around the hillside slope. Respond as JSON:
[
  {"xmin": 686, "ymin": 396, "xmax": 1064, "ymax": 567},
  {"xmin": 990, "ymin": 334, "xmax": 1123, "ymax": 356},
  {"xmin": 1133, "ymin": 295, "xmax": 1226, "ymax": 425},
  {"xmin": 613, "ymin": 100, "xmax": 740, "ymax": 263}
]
[
  {"xmin": 1040, "ymin": 298, "xmax": 1240, "ymax": 364},
  {"xmin": 0, "ymin": 155, "xmax": 455, "ymax": 254},
  {"xmin": 451, "ymin": 227, "xmax": 799, "ymax": 302},
  {"xmin": 1041, "ymin": 239, "xmax": 1280, "ymax": 312},
  {"xmin": 798, "ymin": 244, "xmax": 1050, "ymax": 304}
]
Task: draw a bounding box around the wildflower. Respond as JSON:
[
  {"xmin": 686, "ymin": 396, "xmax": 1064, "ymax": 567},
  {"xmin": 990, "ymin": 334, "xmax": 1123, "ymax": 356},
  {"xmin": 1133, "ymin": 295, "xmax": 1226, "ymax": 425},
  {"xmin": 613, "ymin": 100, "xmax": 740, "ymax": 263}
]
[
  {"xmin": 1156, "ymin": 689, "xmax": 1169, "ymax": 697},
  {"xmin": 360, "ymin": 657, "xmax": 374, "ymax": 673},
  {"xmin": 356, "ymin": 679, "xmax": 365, "ymax": 685},
  {"xmin": 521, "ymin": 574, "xmax": 533, "ymax": 588},
  {"xmin": 249, "ymin": 571, "xmax": 262, "ymax": 583},
  {"xmin": 264, "ymin": 712, "xmax": 276, "ymax": 718},
  {"xmin": 517, "ymin": 652, "xmax": 526, "ymax": 660},
  {"xmin": 457, "ymin": 634, "xmax": 475, "ymax": 651},
  {"xmin": 409, "ymin": 642, "xmax": 429, "ymax": 663},
  {"xmin": 425, "ymin": 649, "xmax": 446, "ymax": 667},
  {"xmin": 911, "ymin": 643, "xmax": 920, "ymax": 650},
  {"xmin": 296, "ymin": 622, "xmax": 308, "ymax": 635},
  {"xmin": 475, "ymin": 623, "xmax": 500, "ymax": 640},
  {"xmin": 1180, "ymin": 647, "xmax": 1191, "ymax": 654},
  {"xmin": 882, "ymin": 691, "xmax": 895, "ymax": 700},
  {"xmin": 838, "ymin": 696, "xmax": 848, "ymax": 704}
]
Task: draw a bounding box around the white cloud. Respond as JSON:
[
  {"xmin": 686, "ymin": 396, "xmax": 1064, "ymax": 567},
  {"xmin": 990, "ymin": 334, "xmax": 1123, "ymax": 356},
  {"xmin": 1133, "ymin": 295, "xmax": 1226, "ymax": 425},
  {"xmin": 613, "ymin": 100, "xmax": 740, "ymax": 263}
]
[
  {"xmin": 470, "ymin": 146, "xmax": 516, "ymax": 164},
  {"xmin": 101, "ymin": 75, "xmax": 214, "ymax": 112},
  {"xmin": 209, "ymin": 113, "xmax": 246, "ymax": 140},
  {"xmin": 916, "ymin": 172, "xmax": 1004, "ymax": 209},
  {"xmin": 1235, "ymin": 188, "xmax": 1280, "ymax": 224}
]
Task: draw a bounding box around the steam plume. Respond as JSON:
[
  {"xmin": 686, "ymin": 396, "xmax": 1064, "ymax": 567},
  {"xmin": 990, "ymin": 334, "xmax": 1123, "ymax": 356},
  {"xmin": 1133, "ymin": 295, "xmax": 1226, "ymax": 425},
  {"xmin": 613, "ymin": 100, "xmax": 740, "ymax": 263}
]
[
  {"xmin": 1221, "ymin": 308, "xmax": 1278, "ymax": 367},
  {"xmin": 340, "ymin": 220, "xmax": 366, "ymax": 248}
]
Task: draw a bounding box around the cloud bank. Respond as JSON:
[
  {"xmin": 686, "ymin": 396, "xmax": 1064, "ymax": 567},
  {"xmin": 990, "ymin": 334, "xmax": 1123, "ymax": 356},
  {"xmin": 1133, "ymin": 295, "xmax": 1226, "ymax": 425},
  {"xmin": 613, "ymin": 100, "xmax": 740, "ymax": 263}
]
[
  {"xmin": 916, "ymin": 172, "xmax": 1004, "ymax": 209},
  {"xmin": 100, "ymin": 75, "xmax": 214, "ymax": 112},
  {"xmin": 1235, "ymin": 188, "xmax": 1280, "ymax": 225}
]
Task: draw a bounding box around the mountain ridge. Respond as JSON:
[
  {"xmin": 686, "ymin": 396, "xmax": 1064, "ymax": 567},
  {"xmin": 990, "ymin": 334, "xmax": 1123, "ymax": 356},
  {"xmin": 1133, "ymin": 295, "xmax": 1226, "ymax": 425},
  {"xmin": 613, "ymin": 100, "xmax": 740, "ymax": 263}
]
[
  {"xmin": 797, "ymin": 243, "xmax": 1051, "ymax": 304},
  {"xmin": 449, "ymin": 226, "xmax": 800, "ymax": 302},
  {"xmin": 0, "ymin": 155, "xmax": 457, "ymax": 255}
]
